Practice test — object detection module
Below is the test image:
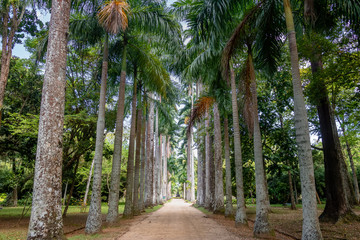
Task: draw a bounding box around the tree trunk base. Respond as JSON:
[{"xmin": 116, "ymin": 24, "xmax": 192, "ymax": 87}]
[{"xmin": 319, "ymin": 209, "xmax": 360, "ymax": 224}]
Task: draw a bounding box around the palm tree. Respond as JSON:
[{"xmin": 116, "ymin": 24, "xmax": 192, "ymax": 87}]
[
  {"xmin": 107, "ymin": 0, "xmax": 181, "ymax": 221},
  {"xmin": 282, "ymin": 0, "xmax": 322, "ymax": 238},
  {"xmin": 27, "ymin": 0, "xmax": 71, "ymax": 238},
  {"xmin": 85, "ymin": 0, "xmax": 129, "ymax": 231},
  {"xmin": 223, "ymin": 117, "xmax": 234, "ymax": 217}
]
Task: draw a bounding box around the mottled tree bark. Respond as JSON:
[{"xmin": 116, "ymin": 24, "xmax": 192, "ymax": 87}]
[
  {"xmin": 107, "ymin": 45, "xmax": 127, "ymax": 223},
  {"xmin": 139, "ymin": 111, "xmax": 147, "ymax": 211},
  {"xmin": 283, "ymin": 0, "xmax": 323, "ymax": 238},
  {"xmin": 224, "ymin": 117, "xmax": 234, "ymax": 217},
  {"xmin": 157, "ymin": 134, "xmax": 163, "ymax": 203},
  {"xmin": 133, "ymin": 92, "xmax": 143, "ymax": 216},
  {"xmin": 123, "ymin": 72, "xmax": 138, "ymax": 218},
  {"xmin": 248, "ymin": 52, "xmax": 273, "ymax": 237},
  {"xmin": 154, "ymin": 99, "xmax": 159, "ymax": 204},
  {"xmin": 213, "ymin": 102, "xmax": 224, "ymax": 213},
  {"xmin": 230, "ymin": 67, "xmax": 247, "ymax": 226},
  {"xmin": 145, "ymin": 95, "xmax": 155, "ymax": 207},
  {"xmin": 209, "ymin": 134, "xmax": 215, "ymax": 212},
  {"xmin": 186, "ymin": 130, "xmax": 192, "ymax": 201},
  {"xmin": 85, "ymin": 33, "xmax": 109, "ymax": 235},
  {"xmin": 204, "ymin": 109, "xmax": 211, "ymax": 209},
  {"xmin": 27, "ymin": 1, "xmax": 70, "ymax": 238}
]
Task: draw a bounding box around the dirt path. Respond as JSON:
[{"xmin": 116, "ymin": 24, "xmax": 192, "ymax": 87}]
[{"xmin": 116, "ymin": 199, "xmax": 243, "ymax": 240}]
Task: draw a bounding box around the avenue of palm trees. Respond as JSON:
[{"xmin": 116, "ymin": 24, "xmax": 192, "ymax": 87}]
[{"xmin": 0, "ymin": 0, "xmax": 359, "ymax": 239}]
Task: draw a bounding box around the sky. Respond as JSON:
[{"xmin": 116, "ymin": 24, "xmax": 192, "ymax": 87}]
[{"xmin": 12, "ymin": 0, "xmax": 178, "ymax": 59}]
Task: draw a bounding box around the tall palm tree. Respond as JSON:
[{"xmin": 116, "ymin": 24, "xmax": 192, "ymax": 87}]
[
  {"xmin": 282, "ymin": 0, "xmax": 322, "ymax": 238},
  {"xmin": 85, "ymin": 0, "xmax": 129, "ymax": 231},
  {"xmin": 27, "ymin": 0, "xmax": 71, "ymax": 238},
  {"xmin": 107, "ymin": 0, "xmax": 181, "ymax": 221}
]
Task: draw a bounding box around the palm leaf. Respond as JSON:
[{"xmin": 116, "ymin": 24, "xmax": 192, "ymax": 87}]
[{"xmin": 97, "ymin": 0, "xmax": 129, "ymax": 34}]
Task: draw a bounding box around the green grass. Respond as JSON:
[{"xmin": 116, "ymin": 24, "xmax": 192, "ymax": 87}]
[
  {"xmin": 145, "ymin": 204, "xmax": 163, "ymax": 214},
  {"xmin": 0, "ymin": 203, "xmax": 126, "ymax": 218}
]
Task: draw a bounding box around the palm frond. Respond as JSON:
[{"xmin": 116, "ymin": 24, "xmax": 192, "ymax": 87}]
[
  {"xmin": 221, "ymin": 3, "xmax": 261, "ymax": 82},
  {"xmin": 187, "ymin": 96, "xmax": 214, "ymax": 132},
  {"xmin": 97, "ymin": 0, "xmax": 129, "ymax": 34}
]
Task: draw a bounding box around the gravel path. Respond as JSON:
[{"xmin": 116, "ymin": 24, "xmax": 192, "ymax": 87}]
[{"xmin": 116, "ymin": 199, "xmax": 242, "ymax": 240}]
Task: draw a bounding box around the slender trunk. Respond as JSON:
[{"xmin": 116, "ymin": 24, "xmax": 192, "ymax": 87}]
[
  {"xmin": 123, "ymin": 71, "xmax": 138, "ymax": 218},
  {"xmin": 311, "ymin": 57, "xmax": 355, "ymax": 222},
  {"xmin": 153, "ymin": 99, "xmax": 159, "ymax": 205},
  {"xmin": 85, "ymin": 33, "xmax": 109, "ymax": 234},
  {"xmin": 230, "ymin": 67, "xmax": 247, "ymax": 225},
  {"xmin": 340, "ymin": 123, "xmax": 360, "ymax": 203},
  {"xmin": 283, "ymin": 1, "xmax": 323, "ymax": 238},
  {"xmin": 204, "ymin": 109, "xmax": 211, "ymax": 209},
  {"xmin": 213, "ymin": 102, "xmax": 224, "ymax": 213},
  {"xmin": 84, "ymin": 157, "xmax": 95, "ymax": 206},
  {"xmin": 190, "ymin": 89, "xmax": 195, "ymax": 202},
  {"xmin": 27, "ymin": 1, "xmax": 70, "ymax": 238},
  {"xmin": 145, "ymin": 94, "xmax": 155, "ymax": 207},
  {"xmin": 107, "ymin": 45, "xmax": 127, "ymax": 223},
  {"xmin": 157, "ymin": 134, "xmax": 163, "ymax": 203},
  {"xmin": 197, "ymin": 130, "xmax": 204, "ymax": 206},
  {"xmin": 63, "ymin": 181, "xmax": 68, "ymax": 206},
  {"xmin": 186, "ymin": 130, "xmax": 192, "ymax": 201},
  {"xmin": 139, "ymin": 110, "xmax": 147, "ymax": 211},
  {"xmin": 163, "ymin": 136, "xmax": 169, "ymax": 201},
  {"xmin": 133, "ymin": 91, "xmax": 142, "ymax": 216},
  {"xmin": 12, "ymin": 158, "xmax": 18, "ymax": 207},
  {"xmin": 288, "ymin": 169, "xmax": 296, "ymax": 210},
  {"xmin": 209, "ymin": 134, "xmax": 215, "ymax": 212},
  {"xmin": 224, "ymin": 117, "xmax": 234, "ymax": 217},
  {"xmin": 167, "ymin": 171, "xmax": 171, "ymax": 200},
  {"xmin": 248, "ymin": 52, "xmax": 273, "ymax": 237},
  {"xmin": 63, "ymin": 158, "xmax": 80, "ymax": 217}
]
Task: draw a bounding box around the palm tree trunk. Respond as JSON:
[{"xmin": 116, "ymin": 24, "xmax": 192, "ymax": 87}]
[
  {"xmin": 145, "ymin": 94, "xmax": 155, "ymax": 207},
  {"xmin": 204, "ymin": 109, "xmax": 211, "ymax": 209},
  {"xmin": 224, "ymin": 117, "xmax": 234, "ymax": 217},
  {"xmin": 85, "ymin": 33, "xmax": 109, "ymax": 234},
  {"xmin": 230, "ymin": 66, "xmax": 247, "ymax": 226},
  {"xmin": 209, "ymin": 134, "xmax": 215, "ymax": 212},
  {"xmin": 186, "ymin": 130, "xmax": 192, "ymax": 201},
  {"xmin": 247, "ymin": 52, "xmax": 273, "ymax": 237},
  {"xmin": 163, "ymin": 136, "xmax": 169, "ymax": 200},
  {"xmin": 139, "ymin": 109, "xmax": 147, "ymax": 211},
  {"xmin": 158, "ymin": 134, "xmax": 163, "ymax": 203},
  {"xmin": 123, "ymin": 69, "xmax": 138, "ymax": 218},
  {"xmin": 154, "ymin": 98, "xmax": 159, "ymax": 204},
  {"xmin": 107, "ymin": 44, "xmax": 127, "ymax": 223},
  {"xmin": 84, "ymin": 157, "xmax": 95, "ymax": 206},
  {"xmin": 27, "ymin": 0, "xmax": 70, "ymax": 238},
  {"xmin": 133, "ymin": 90, "xmax": 143, "ymax": 216},
  {"xmin": 213, "ymin": 102, "xmax": 224, "ymax": 213},
  {"xmin": 283, "ymin": 0, "xmax": 322, "ymax": 238},
  {"xmin": 197, "ymin": 131, "xmax": 205, "ymax": 206}
]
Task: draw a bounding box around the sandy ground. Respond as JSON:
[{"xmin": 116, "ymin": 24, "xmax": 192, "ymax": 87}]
[{"xmin": 116, "ymin": 199, "xmax": 242, "ymax": 240}]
